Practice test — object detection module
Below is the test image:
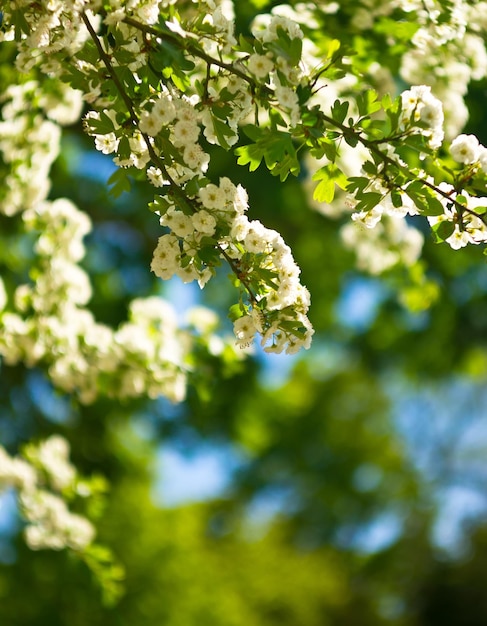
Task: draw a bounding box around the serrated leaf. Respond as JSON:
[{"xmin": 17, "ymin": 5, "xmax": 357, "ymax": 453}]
[
  {"xmin": 331, "ymin": 99, "xmax": 349, "ymax": 125},
  {"xmin": 343, "ymin": 133, "xmax": 359, "ymax": 147},
  {"xmin": 242, "ymin": 124, "xmax": 264, "ymax": 142},
  {"xmin": 107, "ymin": 169, "xmax": 131, "ymax": 198},
  {"xmin": 357, "ymin": 89, "xmax": 381, "ymax": 117},
  {"xmin": 309, "ymin": 137, "xmax": 337, "ymax": 162},
  {"xmin": 271, "ymin": 153, "xmax": 300, "ymax": 181},
  {"xmin": 346, "ymin": 176, "xmax": 369, "ymax": 194},
  {"xmin": 312, "ymin": 164, "xmax": 347, "ymax": 203},
  {"xmin": 355, "ymin": 192, "xmax": 383, "ymax": 212},
  {"xmin": 87, "ymin": 111, "xmax": 115, "ymax": 135},
  {"xmin": 236, "ymin": 129, "xmax": 298, "ymax": 178},
  {"xmin": 314, "ymin": 177, "xmax": 335, "ymax": 203},
  {"xmin": 405, "ymin": 182, "xmax": 445, "ymax": 216},
  {"xmin": 235, "ymin": 144, "xmax": 265, "ymax": 171},
  {"xmin": 362, "ymin": 160, "xmax": 377, "ymax": 176}
]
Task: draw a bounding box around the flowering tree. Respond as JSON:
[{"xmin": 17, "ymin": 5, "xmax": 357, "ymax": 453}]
[{"xmin": 1, "ymin": 0, "xmax": 487, "ymax": 603}]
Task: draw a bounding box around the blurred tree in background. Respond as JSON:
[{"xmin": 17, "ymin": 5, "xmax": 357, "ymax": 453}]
[{"xmin": 2, "ymin": 1, "xmax": 487, "ymax": 624}]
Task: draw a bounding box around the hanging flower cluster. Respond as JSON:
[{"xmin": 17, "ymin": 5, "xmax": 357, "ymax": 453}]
[{"xmin": 1, "ymin": 0, "xmax": 487, "ymax": 360}]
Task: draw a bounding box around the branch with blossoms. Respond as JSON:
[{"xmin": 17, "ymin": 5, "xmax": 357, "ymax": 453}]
[
  {"xmin": 76, "ymin": 7, "xmax": 315, "ymax": 355},
  {"xmin": 88, "ymin": 4, "xmax": 487, "ymax": 255},
  {"xmin": 2, "ymin": 0, "xmax": 487, "ymax": 605},
  {"xmin": 2, "ymin": 0, "xmax": 487, "ymax": 356}
]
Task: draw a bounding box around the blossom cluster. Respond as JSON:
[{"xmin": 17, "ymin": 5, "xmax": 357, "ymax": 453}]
[
  {"xmin": 75, "ymin": 5, "xmax": 314, "ymax": 353},
  {"xmin": 346, "ymin": 124, "xmax": 487, "ymax": 254},
  {"xmin": 1, "ymin": 195, "xmax": 233, "ymax": 403},
  {"xmin": 1, "ymin": 0, "xmax": 487, "ymax": 355},
  {"xmin": 343, "ymin": 88, "xmax": 441, "ymax": 225},
  {"xmin": 0, "ymin": 436, "xmax": 96, "ymax": 551},
  {"xmin": 152, "ymin": 174, "xmax": 313, "ymax": 353},
  {"xmin": 2, "ymin": 0, "xmax": 487, "ymax": 583},
  {"xmin": 333, "ymin": 0, "xmax": 487, "ymax": 138},
  {"xmin": 427, "ymin": 185, "xmax": 487, "ymax": 250},
  {"xmin": 429, "ymin": 133, "xmax": 487, "ymax": 249},
  {"xmin": 341, "ymin": 216, "xmax": 424, "ymax": 276},
  {"xmin": 0, "ymin": 81, "xmax": 238, "ymax": 404},
  {"xmin": 398, "ymin": 0, "xmax": 487, "ymax": 138},
  {"xmin": 285, "ymin": 1, "xmax": 487, "ymax": 275},
  {"xmin": 0, "ymin": 0, "xmax": 316, "ymax": 353},
  {"xmin": 400, "ymin": 85, "xmax": 444, "ymax": 150},
  {"xmin": 0, "ymin": 80, "xmax": 82, "ymax": 216}
]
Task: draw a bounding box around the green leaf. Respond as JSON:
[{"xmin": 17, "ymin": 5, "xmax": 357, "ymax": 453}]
[
  {"xmin": 149, "ymin": 193, "xmax": 172, "ymax": 214},
  {"xmin": 238, "ymin": 34, "xmax": 255, "ymax": 54},
  {"xmin": 211, "ymin": 115, "xmax": 237, "ymax": 150},
  {"xmin": 235, "ymin": 144, "xmax": 265, "ymax": 171},
  {"xmin": 309, "ymin": 137, "xmax": 338, "ymax": 162},
  {"xmin": 86, "ymin": 110, "xmax": 116, "ymax": 135},
  {"xmin": 228, "ymin": 303, "xmax": 244, "ymax": 322},
  {"xmin": 361, "ymin": 160, "xmax": 377, "ymax": 176},
  {"xmin": 375, "ymin": 17, "xmax": 420, "ymax": 41},
  {"xmin": 391, "ymin": 191, "xmax": 403, "ymax": 208},
  {"xmin": 198, "ymin": 245, "xmax": 220, "ymax": 265},
  {"xmin": 257, "ymin": 268, "xmax": 280, "ymax": 290},
  {"xmin": 346, "ymin": 176, "xmax": 369, "ymax": 194},
  {"xmin": 236, "ymin": 128, "xmax": 298, "ymax": 179},
  {"xmin": 151, "ymin": 41, "xmax": 195, "ymax": 73},
  {"xmin": 12, "ymin": 9, "xmax": 30, "ymax": 40},
  {"xmin": 355, "ymin": 192, "xmax": 383, "ymax": 212},
  {"xmin": 184, "ymin": 176, "xmax": 203, "ymax": 197},
  {"xmin": 423, "ymin": 195, "xmax": 447, "ymax": 216},
  {"xmin": 405, "ymin": 181, "xmax": 445, "ymax": 216},
  {"xmin": 356, "ymin": 89, "xmax": 381, "ymax": 117},
  {"xmin": 314, "ymin": 177, "xmax": 335, "ymax": 203},
  {"xmin": 343, "ymin": 133, "xmax": 359, "ymax": 147},
  {"xmin": 433, "ymin": 219, "xmax": 455, "ymax": 242},
  {"xmin": 242, "ymin": 125, "xmax": 264, "ymax": 142},
  {"xmin": 117, "ymin": 135, "xmax": 131, "ymax": 160},
  {"xmin": 107, "ymin": 169, "xmax": 131, "ymax": 198},
  {"xmin": 384, "ymin": 95, "xmax": 402, "ymax": 133},
  {"xmin": 267, "ymin": 26, "xmax": 302, "ymax": 66},
  {"xmin": 271, "ymin": 153, "xmax": 300, "ymax": 181},
  {"xmin": 331, "ymin": 99, "xmax": 349, "ymax": 125},
  {"xmin": 312, "ymin": 164, "xmax": 348, "ymax": 203}
]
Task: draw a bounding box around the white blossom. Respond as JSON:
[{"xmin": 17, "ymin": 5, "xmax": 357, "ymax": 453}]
[{"xmin": 450, "ymin": 134, "xmax": 481, "ymax": 164}]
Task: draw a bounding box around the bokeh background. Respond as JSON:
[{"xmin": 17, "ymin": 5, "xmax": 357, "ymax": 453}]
[{"xmin": 2, "ymin": 1, "xmax": 487, "ymax": 624}]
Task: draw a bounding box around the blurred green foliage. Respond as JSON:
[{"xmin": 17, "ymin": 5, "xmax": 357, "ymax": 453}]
[{"xmin": 2, "ymin": 4, "xmax": 487, "ymax": 624}]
